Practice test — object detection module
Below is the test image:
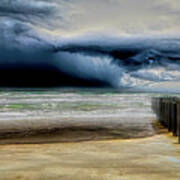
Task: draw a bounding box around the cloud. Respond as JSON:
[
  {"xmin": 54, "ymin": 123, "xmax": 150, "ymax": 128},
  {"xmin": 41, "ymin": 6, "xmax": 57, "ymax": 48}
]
[
  {"xmin": 0, "ymin": 0, "xmax": 59, "ymax": 48},
  {"xmin": 1, "ymin": 0, "xmax": 180, "ymax": 46},
  {"xmin": 0, "ymin": 0, "xmax": 55, "ymax": 16},
  {"xmin": 45, "ymin": 0, "xmax": 180, "ymax": 36}
]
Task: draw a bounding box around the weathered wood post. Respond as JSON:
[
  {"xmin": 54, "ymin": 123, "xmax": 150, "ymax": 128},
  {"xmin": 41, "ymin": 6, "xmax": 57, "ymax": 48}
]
[
  {"xmin": 168, "ymin": 101, "xmax": 172, "ymax": 132},
  {"xmin": 161, "ymin": 99, "xmax": 165, "ymax": 126},
  {"xmin": 176, "ymin": 98, "xmax": 180, "ymax": 144},
  {"xmin": 159, "ymin": 98, "xmax": 163, "ymax": 124},
  {"xmin": 172, "ymin": 99, "xmax": 177, "ymax": 137},
  {"xmin": 166, "ymin": 100, "xmax": 170, "ymax": 130}
]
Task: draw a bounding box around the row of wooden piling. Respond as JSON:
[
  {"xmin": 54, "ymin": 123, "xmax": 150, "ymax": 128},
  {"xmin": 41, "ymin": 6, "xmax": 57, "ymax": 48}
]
[{"xmin": 152, "ymin": 97, "xmax": 180, "ymax": 144}]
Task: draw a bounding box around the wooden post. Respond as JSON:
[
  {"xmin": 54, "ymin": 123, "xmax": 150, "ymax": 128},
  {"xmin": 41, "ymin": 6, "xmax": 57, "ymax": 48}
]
[
  {"xmin": 161, "ymin": 100, "xmax": 164, "ymax": 125},
  {"xmin": 162, "ymin": 101, "xmax": 166, "ymax": 126},
  {"xmin": 160, "ymin": 98, "xmax": 163, "ymax": 124},
  {"xmin": 165, "ymin": 100, "xmax": 168, "ymax": 128},
  {"xmin": 176, "ymin": 99, "xmax": 180, "ymax": 144},
  {"xmin": 164, "ymin": 99, "xmax": 169, "ymax": 127},
  {"xmin": 172, "ymin": 102, "xmax": 177, "ymax": 136},
  {"xmin": 168, "ymin": 101, "xmax": 172, "ymax": 132}
]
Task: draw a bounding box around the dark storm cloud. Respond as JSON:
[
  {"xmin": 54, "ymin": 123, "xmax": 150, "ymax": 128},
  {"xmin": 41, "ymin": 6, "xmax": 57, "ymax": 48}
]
[
  {"xmin": 0, "ymin": 0, "xmax": 55, "ymax": 17},
  {"xmin": 0, "ymin": 0, "xmax": 180, "ymax": 88},
  {"xmin": 0, "ymin": 0, "xmax": 59, "ymax": 48},
  {"xmin": 1, "ymin": 0, "xmax": 180, "ymax": 38}
]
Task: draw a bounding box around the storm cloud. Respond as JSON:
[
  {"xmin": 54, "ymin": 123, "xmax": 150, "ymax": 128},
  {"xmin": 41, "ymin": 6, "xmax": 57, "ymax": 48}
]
[
  {"xmin": 1, "ymin": 0, "xmax": 180, "ymax": 42},
  {"xmin": 0, "ymin": 0, "xmax": 180, "ymax": 88}
]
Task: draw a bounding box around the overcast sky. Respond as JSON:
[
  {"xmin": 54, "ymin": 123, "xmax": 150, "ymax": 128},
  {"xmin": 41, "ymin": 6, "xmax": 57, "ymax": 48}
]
[
  {"xmin": 56, "ymin": 0, "xmax": 180, "ymax": 36},
  {"xmin": 0, "ymin": 0, "xmax": 180, "ymax": 40}
]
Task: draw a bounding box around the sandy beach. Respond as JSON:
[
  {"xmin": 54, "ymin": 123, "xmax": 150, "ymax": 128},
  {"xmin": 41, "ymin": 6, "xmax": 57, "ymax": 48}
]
[
  {"xmin": 0, "ymin": 134, "xmax": 180, "ymax": 180},
  {"xmin": 0, "ymin": 89, "xmax": 179, "ymax": 179}
]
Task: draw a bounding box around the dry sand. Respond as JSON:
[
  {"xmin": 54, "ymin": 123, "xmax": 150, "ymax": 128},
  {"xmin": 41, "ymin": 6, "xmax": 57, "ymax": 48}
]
[{"xmin": 0, "ymin": 133, "xmax": 180, "ymax": 180}]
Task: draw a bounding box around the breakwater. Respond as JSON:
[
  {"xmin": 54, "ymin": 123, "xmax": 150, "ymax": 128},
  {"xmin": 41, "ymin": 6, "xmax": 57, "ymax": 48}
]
[{"xmin": 152, "ymin": 97, "xmax": 180, "ymax": 144}]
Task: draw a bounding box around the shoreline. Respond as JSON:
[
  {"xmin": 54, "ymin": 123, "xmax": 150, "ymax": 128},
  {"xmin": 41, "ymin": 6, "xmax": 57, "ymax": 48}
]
[{"xmin": 0, "ymin": 120, "xmax": 164, "ymax": 145}]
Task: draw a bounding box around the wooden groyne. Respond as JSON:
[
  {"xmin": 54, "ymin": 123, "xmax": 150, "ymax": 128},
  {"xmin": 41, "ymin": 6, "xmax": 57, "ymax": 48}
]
[{"xmin": 152, "ymin": 97, "xmax": 180, "ymax": 144}]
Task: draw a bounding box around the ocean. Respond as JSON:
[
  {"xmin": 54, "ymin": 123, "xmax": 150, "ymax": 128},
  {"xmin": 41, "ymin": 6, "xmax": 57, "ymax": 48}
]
[{"xmin": 0, "ymin": 0, "xmax": 180, "ymax": 138}]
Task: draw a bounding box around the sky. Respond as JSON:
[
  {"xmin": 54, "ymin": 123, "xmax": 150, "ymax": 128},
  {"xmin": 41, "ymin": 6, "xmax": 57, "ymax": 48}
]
[
  {"xmin": 0, "ymin": 0, "xmax": 180, "ymax": 41},
  {"xmin": 0, "ymin": 0, "xmax": 180, "ymax": 89}
]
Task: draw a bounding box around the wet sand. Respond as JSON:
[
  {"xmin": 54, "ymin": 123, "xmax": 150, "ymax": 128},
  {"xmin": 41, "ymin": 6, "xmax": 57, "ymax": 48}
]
[{"xmin": 0, "ymin": 117, "xmax": 158, "ymax": 145}]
